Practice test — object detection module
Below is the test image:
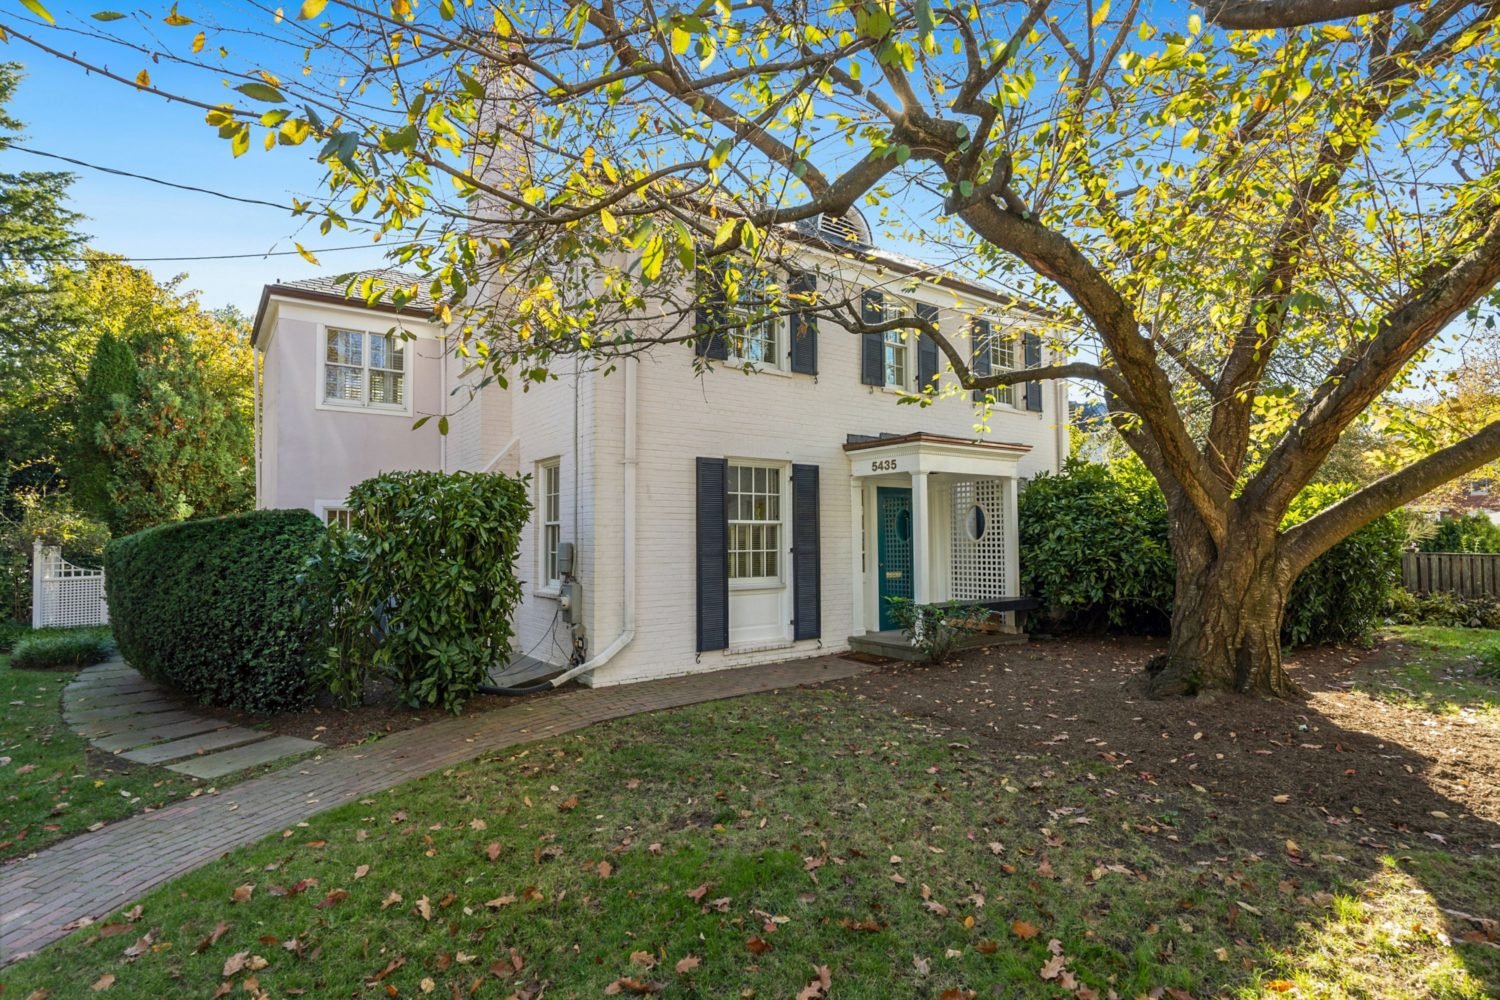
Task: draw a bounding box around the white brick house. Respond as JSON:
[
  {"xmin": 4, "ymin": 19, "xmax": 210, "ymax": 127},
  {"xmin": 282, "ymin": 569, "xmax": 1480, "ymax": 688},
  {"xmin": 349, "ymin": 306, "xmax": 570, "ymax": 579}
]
[{"xmin": 251, "ymin": 212, "xmax": 1067, "ymax": 687}]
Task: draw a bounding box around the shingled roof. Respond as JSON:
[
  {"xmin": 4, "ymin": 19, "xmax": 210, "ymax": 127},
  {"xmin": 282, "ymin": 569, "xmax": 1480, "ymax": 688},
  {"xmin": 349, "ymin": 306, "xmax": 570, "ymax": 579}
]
[{"xmin": 252, "ymin": 268, "xmax": 440, "ymax": 344}]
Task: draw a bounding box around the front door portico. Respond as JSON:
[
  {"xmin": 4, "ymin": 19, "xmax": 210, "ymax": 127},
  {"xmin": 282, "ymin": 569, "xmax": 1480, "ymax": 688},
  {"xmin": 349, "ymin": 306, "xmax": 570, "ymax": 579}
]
[{"xmin": 846, "ymin": 433, "xmax": 1031, "ymax": 636}]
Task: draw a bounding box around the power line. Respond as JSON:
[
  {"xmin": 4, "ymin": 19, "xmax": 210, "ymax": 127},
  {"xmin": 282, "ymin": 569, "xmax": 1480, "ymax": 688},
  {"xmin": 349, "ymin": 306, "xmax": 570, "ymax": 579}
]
[
  {"xmin": 3, "ymin": 142, "xmax": 302, "ymax": 212},
  {"xmin": 12, "ymin": 244, "xmax": 391, "ymax": 263}
]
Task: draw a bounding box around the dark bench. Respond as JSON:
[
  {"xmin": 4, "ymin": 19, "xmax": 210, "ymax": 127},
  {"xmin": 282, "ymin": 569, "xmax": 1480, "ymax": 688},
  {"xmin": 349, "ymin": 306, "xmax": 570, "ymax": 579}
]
[{"xmin": 973, "ymin": 596, "xmax": 1042, "ymax": 630}]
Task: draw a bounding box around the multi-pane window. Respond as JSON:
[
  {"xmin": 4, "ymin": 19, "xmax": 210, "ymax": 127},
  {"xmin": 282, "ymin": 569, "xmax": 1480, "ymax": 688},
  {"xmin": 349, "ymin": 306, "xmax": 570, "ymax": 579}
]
[
  {"xmin": 726, "ymin": 273, "xmax": 780, "ymax": 368},
  {"xmin": 324, "ymin": 507, "xmax": 354, "ymax": 530},
  {"xmin": 881, "ymin": 298, "xmax": 915, "ymax": 389},
  {"xmin": 728, "ymin": 464, "xmax": 782, "ymax": 581},
  {"xmin": 540, "ymin": 460, "xmax": 561, "ymax": 588},
  {"xmin": 988, "ymin": 327, "xmax": 1017, "ymax": 406},
  {"xmin": 324, "ymin": 328, "xmax": 406, "ymax": 408}
]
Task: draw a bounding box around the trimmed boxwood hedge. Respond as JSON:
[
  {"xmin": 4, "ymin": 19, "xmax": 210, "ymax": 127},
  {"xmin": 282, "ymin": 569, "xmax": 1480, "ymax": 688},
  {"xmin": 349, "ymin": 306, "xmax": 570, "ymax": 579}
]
[{"xmin": 104, "ymin": 509, "xmax": 324, "ymax": 713}]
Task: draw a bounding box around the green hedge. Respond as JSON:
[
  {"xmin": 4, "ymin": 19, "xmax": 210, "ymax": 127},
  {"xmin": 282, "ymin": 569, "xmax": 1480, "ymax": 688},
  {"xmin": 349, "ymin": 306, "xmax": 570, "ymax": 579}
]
[
  {"xmin": 1019, "ymin": 461, "xmax": 1404, "ymax": 646},
  {"xmin": 105, "ymin": 509, "xmax": 323, "ymax": 713}
]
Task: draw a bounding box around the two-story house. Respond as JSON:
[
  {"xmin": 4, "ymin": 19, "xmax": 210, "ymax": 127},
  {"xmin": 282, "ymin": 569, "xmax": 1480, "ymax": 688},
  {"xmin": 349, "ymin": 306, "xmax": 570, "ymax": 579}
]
[{"xmin": 251, "ymin": 209, "xmax": 1067, "ymax": 687}]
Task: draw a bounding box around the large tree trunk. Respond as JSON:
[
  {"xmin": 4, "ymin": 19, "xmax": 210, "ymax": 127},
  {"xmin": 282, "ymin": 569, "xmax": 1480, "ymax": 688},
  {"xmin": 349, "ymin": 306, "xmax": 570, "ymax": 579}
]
[{"xmin": 1147, "ymin": 506, "xmax": 1302, "ymax": 699}]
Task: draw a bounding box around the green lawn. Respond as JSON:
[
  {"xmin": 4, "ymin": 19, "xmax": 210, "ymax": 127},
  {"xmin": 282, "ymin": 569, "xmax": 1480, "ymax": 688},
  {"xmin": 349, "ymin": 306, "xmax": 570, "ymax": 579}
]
[
  {"xmin": 1357, "ymin": 625, "xmax": 1500, "ymax": 715},
  {"xmin": 2, "ymin": 685, "xmax": 1494, "ymax": 998},
  {"xmin": 0, "ymin": 638, "xmax": 201, "ymax": 860}
]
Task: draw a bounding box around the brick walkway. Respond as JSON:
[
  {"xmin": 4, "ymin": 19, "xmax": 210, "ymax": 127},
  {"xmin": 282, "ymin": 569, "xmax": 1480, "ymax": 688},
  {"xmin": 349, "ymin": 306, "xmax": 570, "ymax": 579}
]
[{"xmin": 0, "ymin": 653, "xmax": 878, "ymax": 965}]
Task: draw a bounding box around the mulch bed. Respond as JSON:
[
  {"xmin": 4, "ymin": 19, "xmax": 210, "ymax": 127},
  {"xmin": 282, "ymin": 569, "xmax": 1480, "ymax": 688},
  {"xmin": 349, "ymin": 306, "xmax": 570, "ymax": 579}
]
[{"xmin": 819, "ymin": 635, "xmax": 1500, "ymax": 855}]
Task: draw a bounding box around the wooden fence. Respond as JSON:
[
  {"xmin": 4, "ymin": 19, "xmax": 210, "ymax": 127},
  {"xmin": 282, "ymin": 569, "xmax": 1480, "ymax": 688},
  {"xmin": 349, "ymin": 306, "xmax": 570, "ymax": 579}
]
[{"xmin": 1402, "ymin": 551, "xmax": 1500, "ymax": 598}]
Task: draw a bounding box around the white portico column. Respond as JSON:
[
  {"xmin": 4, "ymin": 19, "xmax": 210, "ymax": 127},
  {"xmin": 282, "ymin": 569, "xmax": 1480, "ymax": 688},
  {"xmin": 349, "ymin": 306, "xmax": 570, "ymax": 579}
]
[{"xmin": 911, "ymin": 470, "xmax": 932, "ymax": 605}]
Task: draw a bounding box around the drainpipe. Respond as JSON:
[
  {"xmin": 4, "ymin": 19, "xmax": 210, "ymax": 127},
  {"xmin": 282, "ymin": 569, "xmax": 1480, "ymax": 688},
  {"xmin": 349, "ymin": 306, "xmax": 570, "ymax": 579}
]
[
  {"xmin": 252, "ymin": 346, "xmax": 261, "ymax": 507},
  {"xmin": 480, "ymin": 354, "xmax": 637, "ymax": 694}
]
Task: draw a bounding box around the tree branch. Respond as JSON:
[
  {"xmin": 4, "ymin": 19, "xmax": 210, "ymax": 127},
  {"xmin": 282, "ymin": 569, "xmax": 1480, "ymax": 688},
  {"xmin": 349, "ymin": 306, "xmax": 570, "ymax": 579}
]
[
  {"xmin": 1197, "ymin": 1, "xmax": 1416, "ymax": 29},
  {"xmin": 1281, "ymin": 418, "xmax": 1500, "ymax": 572}
]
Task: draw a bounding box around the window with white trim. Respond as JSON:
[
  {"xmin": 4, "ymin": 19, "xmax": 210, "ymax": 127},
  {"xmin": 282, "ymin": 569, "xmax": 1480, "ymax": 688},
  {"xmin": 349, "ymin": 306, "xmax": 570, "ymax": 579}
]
[
  {"xmin": 987, "ymin": 326, "xmax": 1018, "ymax": 407},
  {"xmin": 728, "ymin": 464, "xmax": 783, "ymax": 582},
  {"xmin": 881, "ymin": 298, "xmax": 916, "ymax": 389},
  {"xmin": 726, "ymin": 271, "xmax": 781, "ymax": 369},
  {"xmin": 324, "ymin": 506, "xmax": 354, "ymax": 530},
  {"xmin": 323, "ymin": 327, "xmax": 406, "ymax": 408},
  {"xmin": 539, "ymin": 460, "xmax": 562, "ymax": 588}
]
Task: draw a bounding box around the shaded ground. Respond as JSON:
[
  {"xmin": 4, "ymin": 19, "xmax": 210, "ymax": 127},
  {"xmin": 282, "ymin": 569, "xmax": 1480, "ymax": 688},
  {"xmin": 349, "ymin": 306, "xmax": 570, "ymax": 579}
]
[
  {"xmin": 822, "ymin": 635, "xmax": 1500, "ymax": 854},
  {"xmin": 3, "ymin": 631, "xmax": 1499, "ymax": 998}
]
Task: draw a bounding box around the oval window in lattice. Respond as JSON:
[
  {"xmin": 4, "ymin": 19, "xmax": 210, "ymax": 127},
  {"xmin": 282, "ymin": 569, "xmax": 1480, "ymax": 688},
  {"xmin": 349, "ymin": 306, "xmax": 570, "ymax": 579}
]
[
  {"xmin": 965, "ymin": 504, "xmax": 987, "ymax": 541},
  {"xmin": 896, "ymin": 509, "xmax": 912, "ymax": 543}
]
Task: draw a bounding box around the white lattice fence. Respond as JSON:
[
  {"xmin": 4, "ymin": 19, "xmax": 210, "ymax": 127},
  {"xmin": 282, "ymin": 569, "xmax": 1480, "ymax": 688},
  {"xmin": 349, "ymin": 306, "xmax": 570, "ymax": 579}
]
[
  {"xmin": 950, "ymin": 479, "xmax": 1007, "ymax": 602},
  {"xmin": 32, "ymin": 540, "xmax": 110, "ymax": 629}
]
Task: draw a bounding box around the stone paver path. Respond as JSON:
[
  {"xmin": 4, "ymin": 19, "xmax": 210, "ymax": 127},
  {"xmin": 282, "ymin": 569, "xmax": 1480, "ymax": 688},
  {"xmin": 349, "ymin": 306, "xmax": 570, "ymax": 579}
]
[
  {"xmin": 0, "ymin": 653, "xmax": 879, "ymax": 965},
  {"xmin": 60, "ymin": 660, "xmax": 321, "ymax": 779}
]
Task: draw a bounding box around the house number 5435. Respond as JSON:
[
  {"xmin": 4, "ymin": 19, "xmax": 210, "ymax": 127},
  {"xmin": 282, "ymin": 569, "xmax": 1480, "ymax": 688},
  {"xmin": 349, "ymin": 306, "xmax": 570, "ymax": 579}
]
[{"xmin": 870, "ymin": 458, "xmax": 898, "ymax": 472}]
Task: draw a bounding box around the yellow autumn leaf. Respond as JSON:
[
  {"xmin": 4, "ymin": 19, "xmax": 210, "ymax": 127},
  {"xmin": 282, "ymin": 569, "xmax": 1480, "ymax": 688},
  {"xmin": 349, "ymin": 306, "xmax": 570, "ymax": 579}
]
[
  {"xmin": 295, "ymin": 242, "xmax": 320, "ymax": 265},
  {"xmin": 299, "ymin": 0, "xmax": 328, "ymax": 18},
  {"xmin": 192, "ymin": 31, "xmax": 206, "ymax": 53},
  {"xmin": 135, "ymin": 68, "xmax": 151, "ymax": 88},
  {"xmin": 600, "ymin": 208, "xmax": 618, "ymax": 235}
]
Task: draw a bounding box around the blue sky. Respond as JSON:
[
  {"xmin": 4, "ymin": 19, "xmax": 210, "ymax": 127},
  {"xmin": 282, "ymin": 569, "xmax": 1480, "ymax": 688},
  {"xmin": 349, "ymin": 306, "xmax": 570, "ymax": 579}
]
[{"xmin": 0, "ymin": 2, "xmax": 390, "ymax": 314}]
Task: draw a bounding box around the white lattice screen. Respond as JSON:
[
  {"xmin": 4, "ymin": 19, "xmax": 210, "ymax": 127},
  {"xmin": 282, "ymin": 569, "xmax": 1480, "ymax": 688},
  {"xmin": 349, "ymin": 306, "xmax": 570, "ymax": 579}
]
[
  {"xmin": 32, "ymin": 542, "xmax": 110, "ymax": 629},
  {"xmin": 949, "ymin": 479, "xmax": 1007, "ymax": 602}
]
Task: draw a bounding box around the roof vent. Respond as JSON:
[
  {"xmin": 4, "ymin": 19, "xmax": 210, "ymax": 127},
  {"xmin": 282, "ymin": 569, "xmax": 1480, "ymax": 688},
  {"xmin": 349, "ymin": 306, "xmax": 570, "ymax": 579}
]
[{"xmin": 817, "ymin": 209, "xmax": 871, "ymax": 246}]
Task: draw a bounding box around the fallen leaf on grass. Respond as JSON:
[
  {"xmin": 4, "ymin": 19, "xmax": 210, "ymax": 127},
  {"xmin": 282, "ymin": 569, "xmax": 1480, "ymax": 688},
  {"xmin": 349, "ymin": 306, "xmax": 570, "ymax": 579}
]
[
  {"xmin": 414, "ymin": 896, "xmax": 433, "ymax": 921},
  {"xmin": 629, "ymin": 950, "xmax": 656, "ymax": 969},
  {"xmin": 91, "ymin": 973, "xmax": 115, "ymax": 991},
  {"xmin": 603, "ymin": 977, "xmax": 661, "ymax": 995},
  {"xmin": 96, "ymin": 922, "xmax": 133, "ymax": 939},
  {"xmin": 745, "ymin": 936, "xmax": 772, "ymax": 955},
  {"xmin": 122, "ymin": 929, "xmax": 157, "ymax": 960},
  {"xmin": 122, "ymin": 905, "xmax": 143, "ymax": 922},
  {"xmin": 353, "ymin": 865, "xmax": 370, "ymax": 880},
  {"xmin": 223, "ymin": 951, "xmax": 250, "ymax": 977},
  {"xmin": 230, "ymin": 884, "xmax": 254, "ymax": 904},
  {"xmin": 1265, "ymin": 981, "xmax": 1296, "ymax": 993},
  {"xmin": 674, "ymin": 955, "xmax": 701, "ymax": 974},
  {"xmin": 485, "ymin": 842, "xmax": 503, "ymax": 861},
  {"xmin": 366, "ymin": 956, "xmax": 406, "ymax": 983},
  {"xmin": 1039, "ymin": 955, "xmax": 1066, "ymax": 980},
  {"xmin": 912, "ymin": 955, "xmax": 930, "ymax": 975},
  {"xmin": 315, "ymin": 889, "xmax": 348, "ymax": 909},
  {"xmin": 486, "ymin": 894, "xmax": 518, "ymax": 909},
  {"xmin": 685, "ymin": 883, "xmax": 712, "ymax": 903},
  {"xmin": 1011, "ymin": 919, "xmax": 1040, "ymax": 939},
  {"xmin": 597, "ymin": 860, "xmax": 613, "ymax": 879},
  {"xmin": 794, "ymin": 964, "xmax": 832, "ymax": 1000},
  {"xmin": 380, "ymin": 891, "xmax": 402, "ymax": 910},
  {"xmin": 194, "ymin": 921, "xmax": 230, "ymax": 953}
]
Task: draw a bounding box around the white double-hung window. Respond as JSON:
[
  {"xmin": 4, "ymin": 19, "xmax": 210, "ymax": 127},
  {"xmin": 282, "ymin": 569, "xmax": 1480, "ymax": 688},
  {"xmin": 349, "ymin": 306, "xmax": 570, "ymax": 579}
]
[
  {"xmin": 728, "ymin": 464, "xmax": 783, "ymax": 582},
  {"xmin": 539, "ymin": 460, "xmax": 562, "ymax": 589},
  {"xmin": 987, "ymin": 326, "xmax": 1018, "ymax": 407},
  {"xmin": 725, "ymin": 272, "xmax": 781, "ymax": 369},
  {"xmin": 881, "ymin": 297, "xmax": 917, "ymax": 389},
  {"xmin": 323, "ymin": 327, "xmax": 407, "ymax": 410}
]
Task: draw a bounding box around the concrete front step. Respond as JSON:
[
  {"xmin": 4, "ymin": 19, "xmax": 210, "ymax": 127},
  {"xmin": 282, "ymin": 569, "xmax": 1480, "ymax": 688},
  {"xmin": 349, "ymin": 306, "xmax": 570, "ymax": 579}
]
[
  {"xmin": 168, "ymin": 736, "xmax": 321, "ymax": 779},
  {"xmin": 846, "ymin": 628, "xmax": 1027, "ymax": 663}
]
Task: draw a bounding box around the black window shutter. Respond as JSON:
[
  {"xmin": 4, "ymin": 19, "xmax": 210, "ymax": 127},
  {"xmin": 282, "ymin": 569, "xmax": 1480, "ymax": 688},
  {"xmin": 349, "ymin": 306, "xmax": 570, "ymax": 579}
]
[
  {"xmin": 788, "ymin": 270, "xmax": 818, "ymax": 375},
  {"xmin": 791, "ymin": 463, "xmax": 820, "ymax": 641},
  {"xmin": 1023, "ymin": 330, "xmax": 1043, "ymax": 411},
  {"xmin": 696, "ymin": 457, "xmax": 730, "ymax": 651},
  {"xmin": 694, "ymin": 256, "xmax": 729, "ymax": 361},
  {"xmin": 971, "ymin": 318, "xmax": 992, "ymax": 402},
  {"xmin": 916, "ymin": 303, "xmax": 940, "ymax": 390},
  {"xmin": 860, "ymin": 290, "xmax": 884, "ymax": 386}
]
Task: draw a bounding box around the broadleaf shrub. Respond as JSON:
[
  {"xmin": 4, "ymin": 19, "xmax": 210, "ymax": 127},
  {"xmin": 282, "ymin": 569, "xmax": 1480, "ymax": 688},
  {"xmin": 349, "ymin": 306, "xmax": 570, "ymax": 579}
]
[
  {"xmin": 1019, "ymin": 461, "xmax": 1404, "ymax": 645},
  {"xmin": 1281, "ymin": 483, "xmax": 1404, "ymax": 647},
  {"xmin": 1386, "ymin": 589, "xmax": 1500, "ymax": 629},
  {"xmin": 1017, "ymin": 460, "xmax": 1174, "ymax": 633},
  {"xmin": 304, "ymin": 471, "xmax": 531, "ymax": 713},
  {"xmin": 1419, "ymin": 512, "xmax": 1500, "ymax": 554},
  {"xmin": 105, "ymin": 509, "xmax": 323, "ymax": 712},
  {"xmin": 885, "ymin": 597, "xmax": 992, "ymax": 664}
]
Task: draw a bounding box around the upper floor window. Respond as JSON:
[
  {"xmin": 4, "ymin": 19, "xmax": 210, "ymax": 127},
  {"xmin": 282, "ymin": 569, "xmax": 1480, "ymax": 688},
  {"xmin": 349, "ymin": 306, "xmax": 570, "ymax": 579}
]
[
  {"xmin": 725, "ymin": 272, "xmax": 781, "ymax": 369},
  {"xmin": 323, "ymin": 327, "xmax": 407, "ymax": 410},
  {"xmin": 882, "ymin": 297, "xmax": 918, "ymax": 390},
  {"xmin": 987, "ymin": 327, "xmax": 1017, "ymax": 407}
]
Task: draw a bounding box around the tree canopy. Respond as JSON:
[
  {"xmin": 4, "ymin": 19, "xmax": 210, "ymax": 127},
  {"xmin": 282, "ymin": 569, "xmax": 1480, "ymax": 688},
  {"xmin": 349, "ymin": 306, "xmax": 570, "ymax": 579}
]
[{"xmin": 9, "ymin": 0, "xmax": 1500, "ymax": 695}]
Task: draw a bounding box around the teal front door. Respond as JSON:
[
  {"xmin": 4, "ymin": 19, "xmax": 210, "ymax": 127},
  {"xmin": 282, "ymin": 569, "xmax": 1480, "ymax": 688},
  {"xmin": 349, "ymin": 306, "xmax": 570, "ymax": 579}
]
[{"xmin": 876, "ymin": 487, "xmax": 914, "ymax": 630}]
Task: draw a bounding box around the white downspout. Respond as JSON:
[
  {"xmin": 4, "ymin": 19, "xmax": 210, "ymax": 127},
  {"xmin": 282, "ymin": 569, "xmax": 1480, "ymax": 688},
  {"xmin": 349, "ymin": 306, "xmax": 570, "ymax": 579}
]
[
  {"xmin": 532, "ymin": 354, "xmax": 636, "ymax": 688},
  {"xmin": 439, "ymin": 335, "xmax": 449, "ymax": 473}
]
